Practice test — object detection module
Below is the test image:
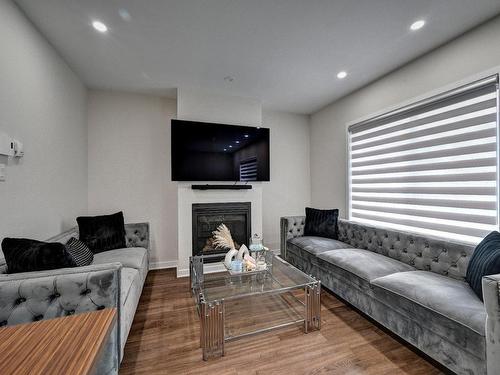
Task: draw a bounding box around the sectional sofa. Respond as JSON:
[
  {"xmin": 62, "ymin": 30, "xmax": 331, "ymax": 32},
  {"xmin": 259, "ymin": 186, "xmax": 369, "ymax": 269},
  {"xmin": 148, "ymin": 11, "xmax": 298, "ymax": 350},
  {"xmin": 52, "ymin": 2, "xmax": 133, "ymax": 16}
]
[
  {"xmin": 281, "ymin": 216, "xmax": 496, "ymax": 375},
  {"xmin": 0, "ymin": 222, "xmax": 150, "ymax": 375}
]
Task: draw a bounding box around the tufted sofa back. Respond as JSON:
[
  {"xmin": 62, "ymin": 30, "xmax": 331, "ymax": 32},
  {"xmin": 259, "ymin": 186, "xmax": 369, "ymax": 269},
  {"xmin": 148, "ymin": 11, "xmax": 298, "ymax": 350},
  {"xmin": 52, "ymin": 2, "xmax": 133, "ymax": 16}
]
[
  {"xmin": 338, "ymin": 219, "xmax": 475, "ymax": 281},
  {"xmin": 0, "ymin": 222, "xmax": 149, "ymax": 275},
  {"xmin": 45, "ymin": 222, "xmax": 150, "ymax": 249}
]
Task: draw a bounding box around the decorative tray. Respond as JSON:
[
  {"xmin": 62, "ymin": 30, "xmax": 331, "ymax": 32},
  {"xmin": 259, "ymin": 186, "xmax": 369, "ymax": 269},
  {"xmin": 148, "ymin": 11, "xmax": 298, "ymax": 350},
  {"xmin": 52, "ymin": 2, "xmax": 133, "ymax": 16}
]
[{"xmin": 223, "ymin": 262, "xmax": 267, "ymax": 276}]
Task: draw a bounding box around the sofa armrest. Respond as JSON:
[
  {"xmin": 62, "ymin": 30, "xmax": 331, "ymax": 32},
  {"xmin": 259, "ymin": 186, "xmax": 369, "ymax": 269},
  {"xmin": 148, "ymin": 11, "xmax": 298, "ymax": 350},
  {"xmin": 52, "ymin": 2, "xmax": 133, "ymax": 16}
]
[
  {"xmin": 0, "ymin": 263, "xmax": 122, "ymax": 373},
  {"xmin": 483, "ymin": 274, "xmax": 500, "ymax": 374},
  {"xmin": 0, "ymin": 263, "xmax": 121, "ymax": 327},
  {"xmin": 280, "ymin": 216, "xmax": 306, "ymax": 259}
]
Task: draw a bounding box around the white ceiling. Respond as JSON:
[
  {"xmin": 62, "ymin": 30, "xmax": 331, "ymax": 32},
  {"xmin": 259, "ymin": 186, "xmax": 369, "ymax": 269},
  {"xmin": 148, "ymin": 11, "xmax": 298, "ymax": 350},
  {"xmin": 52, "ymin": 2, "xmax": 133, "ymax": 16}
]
[{"xmin": 15, "ymin": 0, "xmax": 500, "ymax": 114}]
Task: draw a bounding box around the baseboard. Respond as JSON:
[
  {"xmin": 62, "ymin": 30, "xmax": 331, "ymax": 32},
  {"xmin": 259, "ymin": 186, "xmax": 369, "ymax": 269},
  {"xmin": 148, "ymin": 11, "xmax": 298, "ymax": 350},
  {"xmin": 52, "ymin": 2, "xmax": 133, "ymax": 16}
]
[
  {"xmin": 176, "ymin": 268, "xmax": 189, "ymax": 278},
  {"xmin": 150, "ymin": 260, "xmax": 178, "ymax": 270}
]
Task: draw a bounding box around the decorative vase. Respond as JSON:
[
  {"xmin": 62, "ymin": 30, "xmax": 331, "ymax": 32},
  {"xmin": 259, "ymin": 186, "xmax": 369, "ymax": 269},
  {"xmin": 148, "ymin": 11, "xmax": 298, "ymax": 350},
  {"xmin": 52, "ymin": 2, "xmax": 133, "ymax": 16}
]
[
  {"xmin": 224, "ymin": 248, "xmax": 238, "ymax": 269},
  {"xmin": 236, "ymin": 244, "xmax": 249, "ymax": 260}
]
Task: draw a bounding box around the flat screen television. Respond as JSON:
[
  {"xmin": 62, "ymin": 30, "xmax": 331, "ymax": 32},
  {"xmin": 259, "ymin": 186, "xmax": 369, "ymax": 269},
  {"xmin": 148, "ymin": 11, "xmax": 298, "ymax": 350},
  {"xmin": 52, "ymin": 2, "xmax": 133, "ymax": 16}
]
[{"xmin": 171, "ymin": 119, "xmax": 270, "ymax": 181}]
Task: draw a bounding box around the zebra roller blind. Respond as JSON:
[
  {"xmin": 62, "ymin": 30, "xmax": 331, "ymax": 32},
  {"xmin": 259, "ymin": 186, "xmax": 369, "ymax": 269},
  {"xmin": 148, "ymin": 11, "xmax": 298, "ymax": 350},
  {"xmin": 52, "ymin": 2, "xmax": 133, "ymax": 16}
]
[
  {"xmin": 348, "ymin": 75, "xmax": 499, "ymax": 244},
  {"xmin": 240, "ymin": 157, "xmax": 258, "ymax": 181}
]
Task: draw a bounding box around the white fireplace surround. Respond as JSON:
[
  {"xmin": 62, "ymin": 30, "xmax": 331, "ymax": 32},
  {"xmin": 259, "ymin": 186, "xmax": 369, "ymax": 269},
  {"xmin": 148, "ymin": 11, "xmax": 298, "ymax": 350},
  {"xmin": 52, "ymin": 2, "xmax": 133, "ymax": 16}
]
[
  {"xmin": 176, "ymin": 87, "xmax": 264, "ymax": 277},
  {"xmin": 176, "ymin": 182, "xmax": 263, "ymax": 277}
]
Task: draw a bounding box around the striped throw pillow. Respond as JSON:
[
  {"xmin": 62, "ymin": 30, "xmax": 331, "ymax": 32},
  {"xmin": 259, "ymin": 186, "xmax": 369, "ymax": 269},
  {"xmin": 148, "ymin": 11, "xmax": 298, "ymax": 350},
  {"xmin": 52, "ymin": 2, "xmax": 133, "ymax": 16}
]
[{"xmin": 65, "ymin": 237, "xmax": 94, "ymax": 267}]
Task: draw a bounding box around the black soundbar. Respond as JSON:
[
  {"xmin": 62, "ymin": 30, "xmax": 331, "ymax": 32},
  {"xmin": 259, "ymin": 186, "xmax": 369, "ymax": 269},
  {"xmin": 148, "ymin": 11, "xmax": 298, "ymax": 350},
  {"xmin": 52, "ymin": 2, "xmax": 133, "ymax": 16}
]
[{"xmin": 191, "ymin": 184, "xmax": 253, "ymax": 190}]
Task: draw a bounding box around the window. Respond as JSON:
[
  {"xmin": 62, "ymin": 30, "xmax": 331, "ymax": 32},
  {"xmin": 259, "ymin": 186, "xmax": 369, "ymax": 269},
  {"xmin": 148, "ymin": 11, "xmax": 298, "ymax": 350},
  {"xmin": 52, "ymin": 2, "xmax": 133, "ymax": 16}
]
[{"xmin": 348, "ymin": 75, "xmax": 499, "ymax": 244}]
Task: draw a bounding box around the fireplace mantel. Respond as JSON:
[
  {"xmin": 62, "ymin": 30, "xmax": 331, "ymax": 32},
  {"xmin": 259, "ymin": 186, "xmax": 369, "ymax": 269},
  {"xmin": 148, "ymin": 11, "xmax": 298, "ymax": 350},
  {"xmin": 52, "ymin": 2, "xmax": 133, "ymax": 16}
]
[{"xmin": 176, "ymin": 182, "xmax": 263, "ymax": 277}]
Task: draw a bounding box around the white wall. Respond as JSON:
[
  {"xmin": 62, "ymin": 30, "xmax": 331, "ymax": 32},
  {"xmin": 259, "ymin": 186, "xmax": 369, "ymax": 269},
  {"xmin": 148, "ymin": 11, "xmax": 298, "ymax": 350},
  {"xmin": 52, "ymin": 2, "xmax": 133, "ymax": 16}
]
[
  {"xmin": 176, "ymin": 89, "xmax": 312, "ymax": 274},
  {"xmin": 87, "ymin": 91, "xmax": 178, "ymax": 267},
  {"xmin": 177, "ymin": 87, "xmax": 261, "ymax": 126},
  {"xmin": 0, "ymin": 0, "xmax": 87, "ymax": 241},
  {"xmin": 310, "ymin": 15, "xmax": 500, "ymax": 217},
  {"xmin": 176, "ymin": 88, "xmax": 264, "ymax": 275},
  {"xmin": 87, "ymin": 90, "xmax": 310, "ymax": 272},
  {"xmin": 262, "ymin": 110, "xmax": 311, "ymax": 250}
]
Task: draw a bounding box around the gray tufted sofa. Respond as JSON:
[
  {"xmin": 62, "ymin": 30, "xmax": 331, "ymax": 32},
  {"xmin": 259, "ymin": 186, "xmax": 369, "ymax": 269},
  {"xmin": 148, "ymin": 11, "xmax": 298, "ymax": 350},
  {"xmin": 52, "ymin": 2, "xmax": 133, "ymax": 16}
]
[
  {"xmin": 281, "ymin": 216, "xmax": 497, "ymax": 375},
  {"xmin": 0, "ymin": 222, "xmax": 150, "ymax": 375}
]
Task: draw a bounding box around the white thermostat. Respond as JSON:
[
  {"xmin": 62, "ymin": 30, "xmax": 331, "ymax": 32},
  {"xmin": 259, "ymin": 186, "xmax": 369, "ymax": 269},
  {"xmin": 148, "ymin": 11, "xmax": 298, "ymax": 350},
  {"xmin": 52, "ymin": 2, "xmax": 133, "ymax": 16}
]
[
  {"xmin": 0, "ymin": 131, "xmax": 13, "ymax": 156},
  {"xmin": 12, "ymin": 139, "xmax": 24, "ymax": 157}
]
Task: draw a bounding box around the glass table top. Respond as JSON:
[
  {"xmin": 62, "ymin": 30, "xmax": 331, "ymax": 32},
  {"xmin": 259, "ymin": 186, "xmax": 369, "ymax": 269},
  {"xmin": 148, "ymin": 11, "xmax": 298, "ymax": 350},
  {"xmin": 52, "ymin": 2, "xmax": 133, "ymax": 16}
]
[{"xmin": 191, "ymin": 252, "xmax": 317, "ymax": 303}]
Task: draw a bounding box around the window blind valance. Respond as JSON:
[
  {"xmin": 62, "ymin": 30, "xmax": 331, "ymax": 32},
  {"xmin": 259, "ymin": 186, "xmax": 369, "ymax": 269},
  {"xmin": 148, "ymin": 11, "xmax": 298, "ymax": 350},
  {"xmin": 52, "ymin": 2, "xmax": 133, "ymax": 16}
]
[{"xmin": 348, "ymin": 75, "xmax": 499, "ymax": 244}]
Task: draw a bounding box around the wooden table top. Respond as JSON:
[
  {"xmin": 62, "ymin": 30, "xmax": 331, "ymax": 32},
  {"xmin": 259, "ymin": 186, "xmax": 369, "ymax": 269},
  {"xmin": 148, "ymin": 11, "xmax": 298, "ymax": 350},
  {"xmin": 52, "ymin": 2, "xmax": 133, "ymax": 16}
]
[{"xmin": 0, "ymin": 308, "xmax": 116, "ymax": 375}]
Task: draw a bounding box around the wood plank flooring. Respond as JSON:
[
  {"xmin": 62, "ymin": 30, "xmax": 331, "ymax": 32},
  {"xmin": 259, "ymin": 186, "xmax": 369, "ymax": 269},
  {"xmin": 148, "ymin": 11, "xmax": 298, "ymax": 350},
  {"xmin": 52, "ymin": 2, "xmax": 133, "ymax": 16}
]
[{"xmin": 120, "ymin": 269, "xmax": 445, "ymax": 375}]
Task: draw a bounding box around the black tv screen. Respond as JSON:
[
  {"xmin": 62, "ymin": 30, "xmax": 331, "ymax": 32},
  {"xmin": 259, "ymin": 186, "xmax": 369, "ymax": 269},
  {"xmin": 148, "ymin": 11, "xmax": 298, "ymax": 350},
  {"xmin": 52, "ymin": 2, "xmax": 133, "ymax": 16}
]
[{"xmin": 171, "ymin": 120, "xmax": 270, "ymax": 181}]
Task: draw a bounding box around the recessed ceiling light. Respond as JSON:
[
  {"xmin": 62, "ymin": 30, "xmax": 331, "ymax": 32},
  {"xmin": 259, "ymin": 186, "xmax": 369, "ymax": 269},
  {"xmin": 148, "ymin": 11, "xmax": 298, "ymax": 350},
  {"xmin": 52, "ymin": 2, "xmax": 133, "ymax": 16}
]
[
  {"xmin": 337, "ymin": 71, "xmax": 348, "ymax": 79},
  {"xmin": 92, "ymin": 20, "xmax": 108, "ymax": 33},
  {"xmin": 224, "ymin": 148, "xmax": 227, "ymax": 151},
  {"xmin": 235, "ymin": 141, "xmax": 240, "ymax": 144},
  {"xmin": 410, "ymin": 20, "xmax": 425, "ymax": 31},
  {"xmin": 229, "ymin": 145, "xmax": 233, "ymax": 148},
  {"xmin": 244, "ymin": 134, "xmax": 249, "ymax": 138}
]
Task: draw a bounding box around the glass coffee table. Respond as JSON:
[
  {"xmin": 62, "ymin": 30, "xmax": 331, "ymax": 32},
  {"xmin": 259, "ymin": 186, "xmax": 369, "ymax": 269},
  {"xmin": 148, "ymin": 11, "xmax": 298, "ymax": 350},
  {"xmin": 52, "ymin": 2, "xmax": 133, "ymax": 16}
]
[{"xmin": 190, "ymin": 252, "xmax": 321, "ymax": 360}]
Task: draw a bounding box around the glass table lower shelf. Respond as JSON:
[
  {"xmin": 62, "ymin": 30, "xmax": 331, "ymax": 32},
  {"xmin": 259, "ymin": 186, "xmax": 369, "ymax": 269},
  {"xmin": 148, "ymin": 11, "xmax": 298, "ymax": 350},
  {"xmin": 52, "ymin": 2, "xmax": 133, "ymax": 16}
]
[{"xmin": 190, "ymin": 252, "xmax": 321, "ymax": 360}]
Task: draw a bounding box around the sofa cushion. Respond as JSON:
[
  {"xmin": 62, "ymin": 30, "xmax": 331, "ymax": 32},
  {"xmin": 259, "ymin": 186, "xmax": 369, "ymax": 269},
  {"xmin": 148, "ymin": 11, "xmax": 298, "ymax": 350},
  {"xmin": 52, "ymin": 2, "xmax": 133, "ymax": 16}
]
[
  {"xmin": 120, "ymin": 267, "xmax": 143, "ymax": 358},
  {"xmin": 93, "ymin": 247, "xmax": 148, "ymax": 284},
  {"xmin": 317, "ymin": 248, "xmax": 415, "ymax": 282},
  {"xmin": 372, "ymin": 270, "xmax": 486, "ymax": 335},
  {"xmin": 288, "ymin": 236, "xmax": 353, "ymax": 256},
  {"xmin": 371, "ymin": 270, "xmax": 486, "ymax": 359},
  {"xmin": 120, "ymin": 267, "xmax": 140, "ymax": 307},
  {"xmin": 304, "ymin": 208, "xmax": 339, "ymax": 240}
]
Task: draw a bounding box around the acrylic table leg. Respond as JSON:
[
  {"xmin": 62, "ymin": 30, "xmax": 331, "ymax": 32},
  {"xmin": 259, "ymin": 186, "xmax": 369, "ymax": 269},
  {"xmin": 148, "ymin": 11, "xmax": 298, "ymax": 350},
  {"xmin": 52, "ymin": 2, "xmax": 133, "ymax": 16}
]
[
  {"xmin": 304, "ymin": 282, "xmax": 321, "ymax": 333},
  {"xmin": 304, "ymin": 286, "xmax": 309, "ymax": 333},
  {"xmin": 201, "ymin": 301, "xmax": 224, "ymax": 360}
]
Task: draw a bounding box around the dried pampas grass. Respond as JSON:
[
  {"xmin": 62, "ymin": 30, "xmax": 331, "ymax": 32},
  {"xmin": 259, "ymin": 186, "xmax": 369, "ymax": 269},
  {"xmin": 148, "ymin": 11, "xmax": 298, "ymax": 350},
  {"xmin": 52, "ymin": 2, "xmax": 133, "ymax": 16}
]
[{"xmin": 212, "ymin": 223, "xmax": 236, "ymax": 250}]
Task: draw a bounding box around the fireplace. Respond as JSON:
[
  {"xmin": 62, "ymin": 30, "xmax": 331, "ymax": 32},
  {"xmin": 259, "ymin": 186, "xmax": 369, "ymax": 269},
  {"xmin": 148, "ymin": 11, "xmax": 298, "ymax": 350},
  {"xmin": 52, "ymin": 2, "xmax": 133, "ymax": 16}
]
[{"xmin": 192, "ymin": 202, "xmax": 251, "ymax": 260}]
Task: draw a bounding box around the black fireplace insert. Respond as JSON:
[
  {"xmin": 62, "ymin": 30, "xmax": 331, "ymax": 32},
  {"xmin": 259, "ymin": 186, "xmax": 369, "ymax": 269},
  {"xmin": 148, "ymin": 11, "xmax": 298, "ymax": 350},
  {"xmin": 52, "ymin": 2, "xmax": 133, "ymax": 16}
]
[{"xmin": 192, "ymin": 202, "xmax": 251, "ymax": 262}]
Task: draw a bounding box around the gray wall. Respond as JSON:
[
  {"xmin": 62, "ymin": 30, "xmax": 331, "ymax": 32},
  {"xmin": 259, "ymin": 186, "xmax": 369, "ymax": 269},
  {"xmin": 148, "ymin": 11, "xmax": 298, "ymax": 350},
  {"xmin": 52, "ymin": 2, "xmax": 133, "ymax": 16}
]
[
  {"xmin": 87, "ymin": 91, "xmax": 178, "ymax": 267},
  {"xmin": 0, "ymin": 0, "xmax": 87, "ymax": 241},
  {"xmin": 310, "ymin": 15, "xmax": 500, "ymax": 218},
  {"xmin": 87, "ymin": 90, "xmax": 310, "ymax": 265},
  {"xmin": 262, "ymin": 109, "xmax": 311, "ymax": 250}
]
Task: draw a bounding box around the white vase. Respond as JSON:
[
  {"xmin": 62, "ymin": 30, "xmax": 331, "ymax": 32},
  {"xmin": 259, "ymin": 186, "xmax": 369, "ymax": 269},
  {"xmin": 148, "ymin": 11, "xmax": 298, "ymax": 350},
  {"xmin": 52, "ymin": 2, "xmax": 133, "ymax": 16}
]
[
  {"xmin": 236, "ymin": 244, "xmax": 249, "ymax": 260},
  {"xmin": 224, "ymin": 249, "xmax": 238, "ymax": 269}
]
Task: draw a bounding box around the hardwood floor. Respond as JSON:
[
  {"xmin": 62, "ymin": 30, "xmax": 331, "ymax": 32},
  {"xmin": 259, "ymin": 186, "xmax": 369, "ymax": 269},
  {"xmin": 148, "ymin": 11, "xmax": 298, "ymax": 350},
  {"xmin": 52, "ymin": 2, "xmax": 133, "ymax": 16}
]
[{"xmin": 120, "ymin": 269, "xmax": 444, "ymax": 375}]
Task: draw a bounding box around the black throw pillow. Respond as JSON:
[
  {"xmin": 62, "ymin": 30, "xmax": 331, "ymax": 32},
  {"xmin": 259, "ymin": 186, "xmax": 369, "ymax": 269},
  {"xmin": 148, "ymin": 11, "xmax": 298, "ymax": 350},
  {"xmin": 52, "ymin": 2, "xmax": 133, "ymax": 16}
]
[
  {"xmin": 304, "ymin": 207, "xmax": 339, "ymax": 240},
  {"xmin": 77, "ymin": 211, "xmax": 126, "ymax": 253},
  {"xmin": 466, "ymin": 231, "xmax": 500, "ymax": 301},
  {"xmin": 1, "ymin": 238, "xmax": 76, "ymax": 274},
  {"xmin": 65, "ymin": 237, "xmax": 94, "ymax": 266}
]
